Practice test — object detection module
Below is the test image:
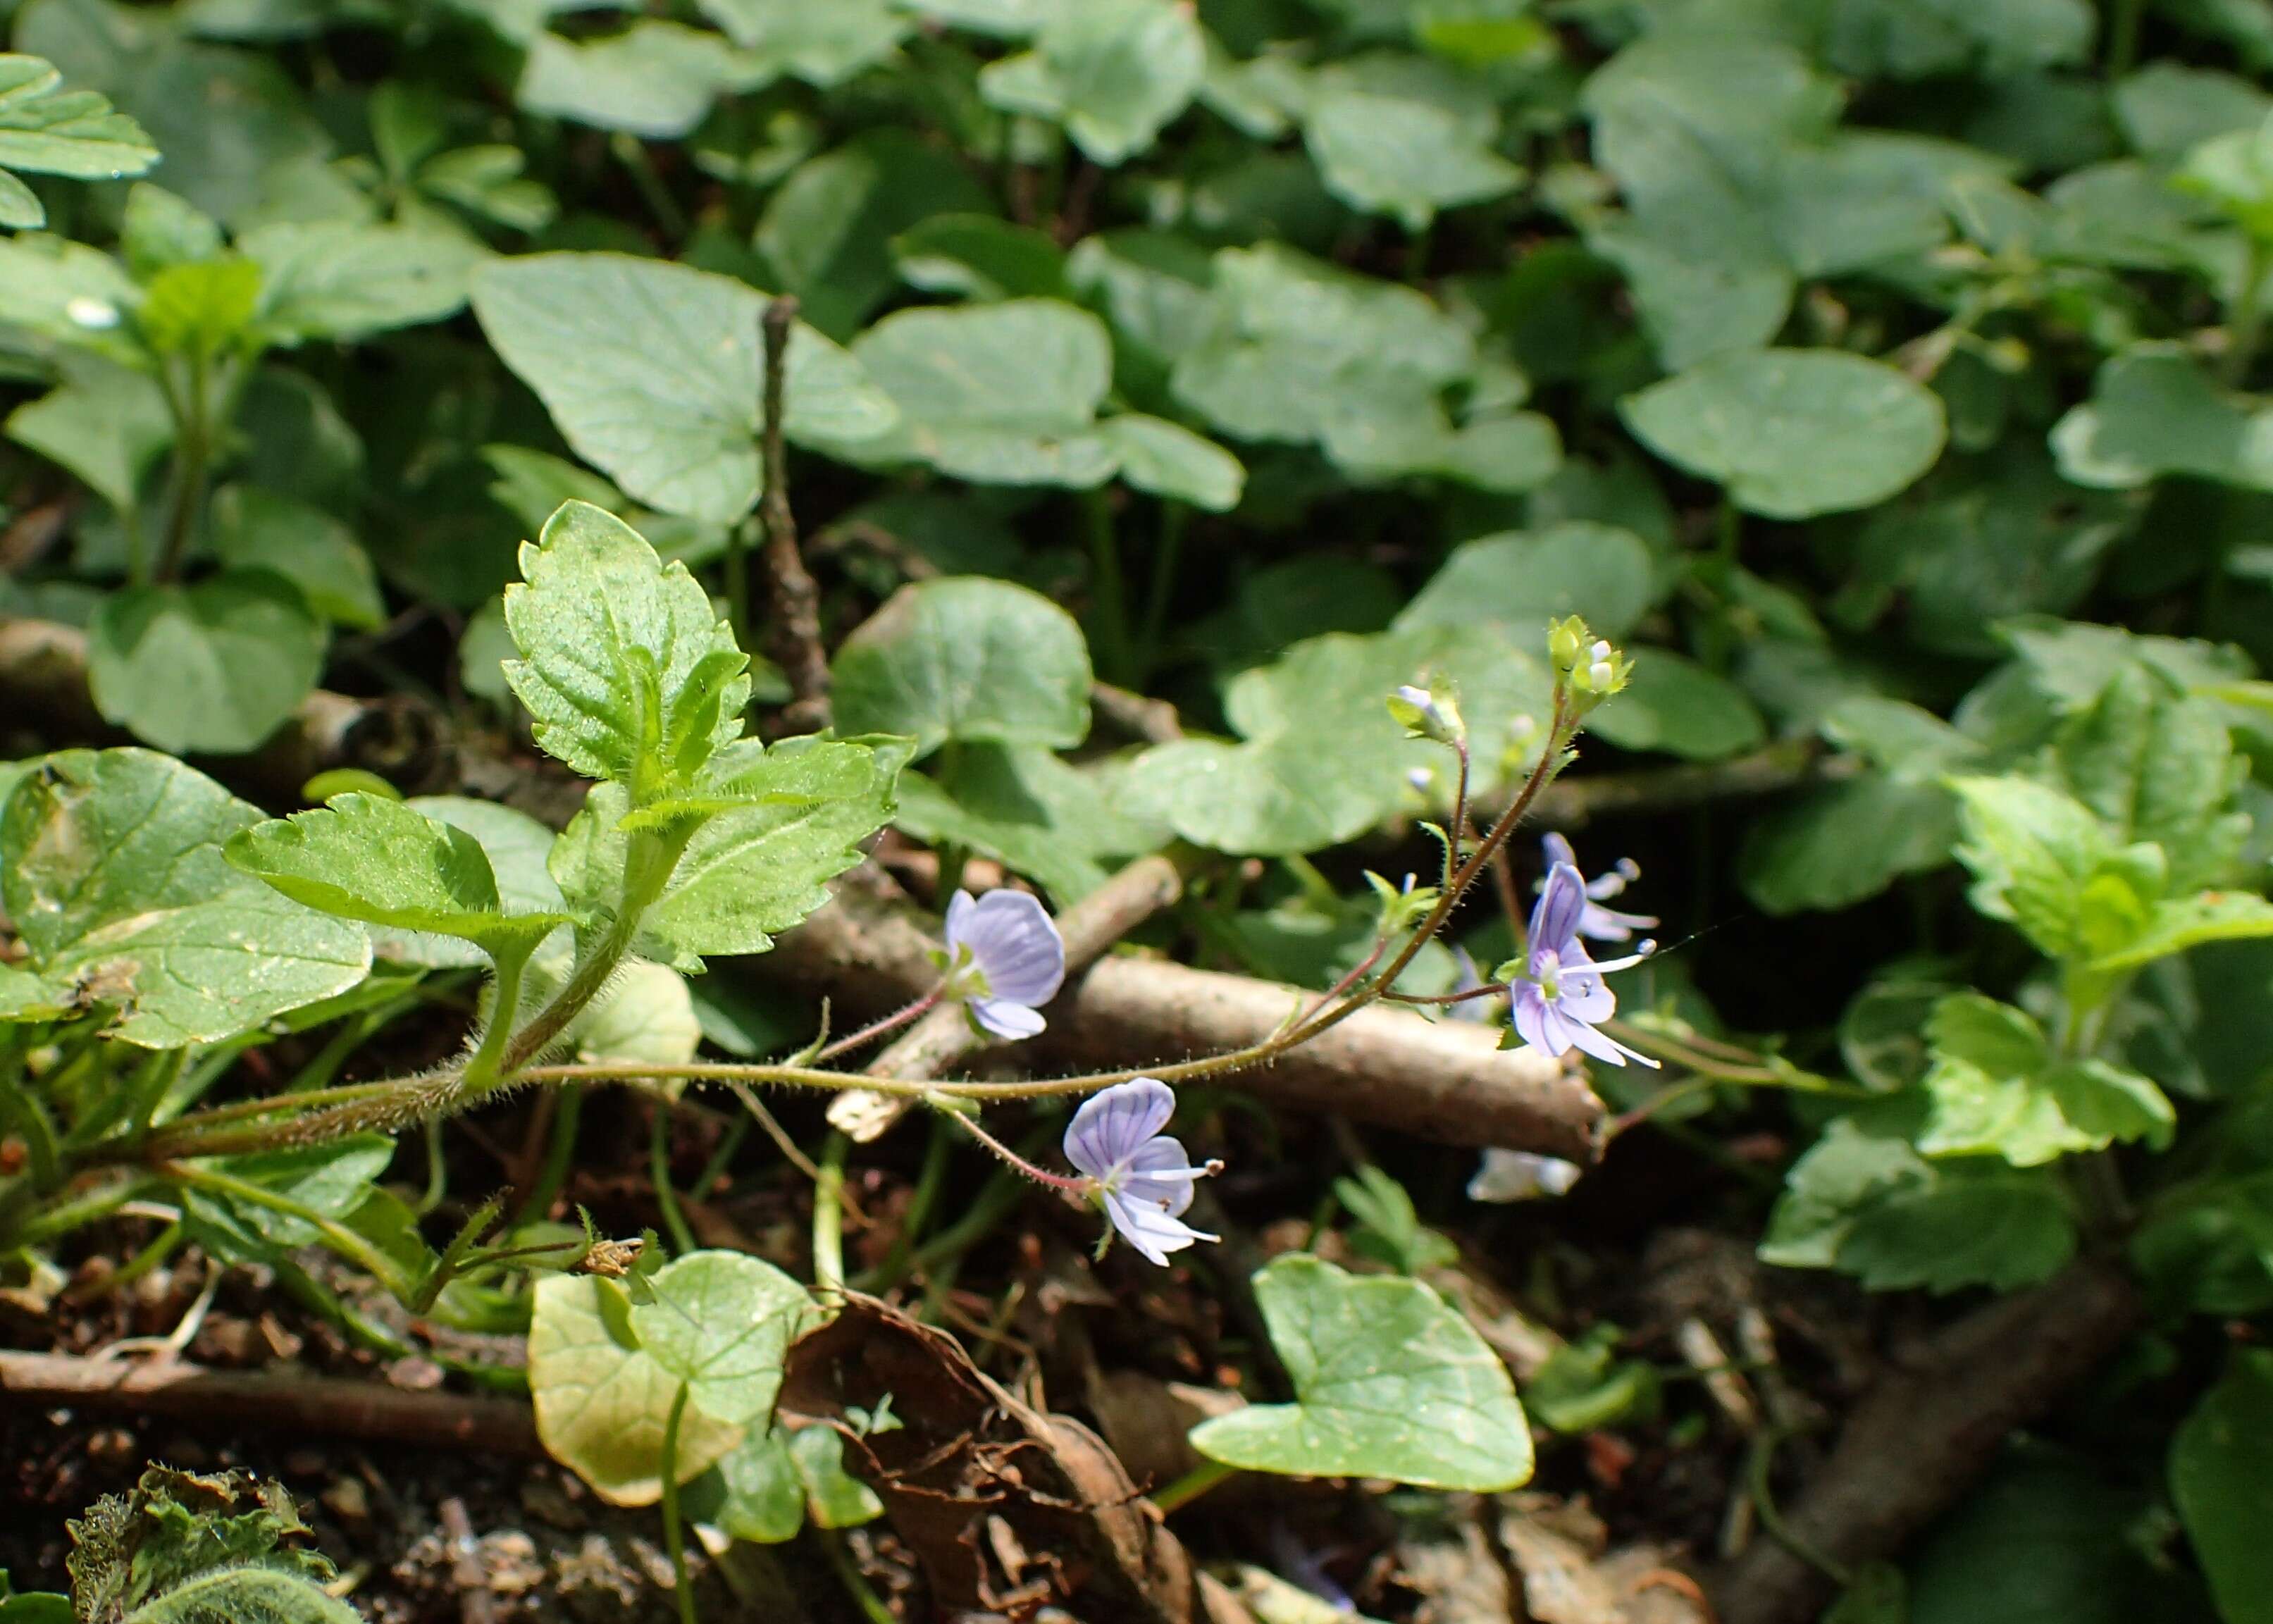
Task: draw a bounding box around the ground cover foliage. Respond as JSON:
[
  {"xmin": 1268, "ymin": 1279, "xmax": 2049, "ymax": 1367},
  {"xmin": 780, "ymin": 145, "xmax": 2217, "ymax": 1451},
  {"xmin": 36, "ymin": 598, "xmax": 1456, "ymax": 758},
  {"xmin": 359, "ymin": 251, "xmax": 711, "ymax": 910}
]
[{"xmin": 2, "ymin": 0, "xmax": 2273, "ymax": 1618}]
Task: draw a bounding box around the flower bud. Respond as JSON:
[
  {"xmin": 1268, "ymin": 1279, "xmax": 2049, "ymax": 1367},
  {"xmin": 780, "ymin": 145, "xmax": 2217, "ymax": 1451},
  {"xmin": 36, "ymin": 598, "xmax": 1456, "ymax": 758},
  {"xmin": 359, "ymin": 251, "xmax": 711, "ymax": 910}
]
[{"xmin": 1387, "ymin": 680, "xmax": 1464, "ymax": 745}]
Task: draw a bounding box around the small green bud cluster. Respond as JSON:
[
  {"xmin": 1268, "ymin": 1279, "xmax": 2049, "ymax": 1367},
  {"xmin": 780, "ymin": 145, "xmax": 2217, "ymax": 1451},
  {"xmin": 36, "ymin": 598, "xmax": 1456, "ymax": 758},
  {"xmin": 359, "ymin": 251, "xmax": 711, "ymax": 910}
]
[
  {"xmin": 1388, "ymin": 680, "xmax": 1466, "ymax": 745},
  {"xmin": 1549, "ymin": 616, "xmax": 1632, "ymax": 712}
]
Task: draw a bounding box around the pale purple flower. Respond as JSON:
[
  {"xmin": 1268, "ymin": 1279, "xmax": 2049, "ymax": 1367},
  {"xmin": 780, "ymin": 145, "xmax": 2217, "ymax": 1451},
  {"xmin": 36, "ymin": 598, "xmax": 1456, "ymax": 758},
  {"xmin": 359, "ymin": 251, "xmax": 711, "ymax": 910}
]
[
  {"xmin": 941, "ymin": 887, "xmax": 1065, "ymax": 1040},
  {"xmin": 1063, "ymin": 1077, "xmax": 1220, "ymax": 1266},
  {"xmin": 1540, "ymin": 832, "xmax": 1657, "ymax": 942},
  {"xmin": 1467, "ymin": 1148, "xmax": 1583, "ymax": 1203},
  {"xmin": 1512, "ymin": 860, "xmax": 1659, "ymax": 1069}
]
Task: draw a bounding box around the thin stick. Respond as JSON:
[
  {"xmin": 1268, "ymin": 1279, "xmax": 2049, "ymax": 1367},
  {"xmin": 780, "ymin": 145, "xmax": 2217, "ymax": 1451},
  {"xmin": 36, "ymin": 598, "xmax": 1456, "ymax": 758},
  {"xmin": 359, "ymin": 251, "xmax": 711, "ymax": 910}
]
[{"xmin": 759, "ymin": 295, "xmax": 831, "ymax": 734}]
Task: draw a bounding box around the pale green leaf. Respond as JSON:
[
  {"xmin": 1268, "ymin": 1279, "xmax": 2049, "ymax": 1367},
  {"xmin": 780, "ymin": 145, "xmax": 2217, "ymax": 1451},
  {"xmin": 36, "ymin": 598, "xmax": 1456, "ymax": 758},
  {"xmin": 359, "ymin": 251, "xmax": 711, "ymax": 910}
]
[
  {"xmin": 2052, "ymin": 347, "xmax": 2273, "ymax": 493},
  {"xmin": 893, "ymin": 212, "xmax": 1068, "ymax": 302},
  {"xmin": 1621, "ymin": 349, "xmax": 1947, "ymax": 519},
  {"xmin": 6, "ymin": 352, "xmax": 171, "ymax": 514},
  {"xmin": 0, "ymin": 230, "xmax": 140, "ymax": 343},
  {"xmin": 242, "ymin": 220, "xmax": 486, "ymax": 342},
  {"xmin": 87, "ymin": 571, "xmax": 326, "ymax": 756},
  {"xmin": 2091, "ymin": 891, "xmax": 2273, "ymax": 971},
  {"xmin": 527, "ymin": 1274, "xmax": 742, "ymax": 1507},
  {"xmin": 978, "ymin": 0, "xmax": 1206, "ymax": 166},
  {"xmin": 1301, "ymin": 53, "xmax": 1521, "ymax": 230},
  {"xmin": 892, "ymin": 745, "xmax": 1168, "ymax": 903},
  {"xmin": 1189, "ymin": 1255, "xmax": 1533, "ymax": 1491},
  {"xmin": 1950, "ymin": 776, "xmax": 2116, "ymax": 959},
  {"xmin": 472, "ymin": 252, "xmax": 898, "ymax": 523},
  {"xmin": 550, "ymin": 741, "xmax": 899, "ymax": 969},
  {"xmin": 0, "ymin": 749, "xmax": 371, "ymax": 1046},
  {"xmin": 373, "ymin": 796, "xmax": 568, "ymax": 970},
  {"xmin": 182, "ymin": 1136, "xmax": 395, "ymax": 1256},
  {"xmin": 631, "ymin": 1250, "xmax": 815, "ymax": 1425},
  {"xmin": 837, "ymin": 298, "xmax": 1118, "ymax": 487},
  {"xmin": 831, "ymin": 577, "xmax": 1092, "ymax": 757},
  {"xmin": 225, "ymin": 793, "xmax": 574, "ymax": 954},
  {"xmin": 1396, "ymin": 523, "xmax": 1658, "ymax": 642},
  {"xmin": 516, "ymin": 22, "xmax": 768, "ymax": 139},
  {"xmin": 692, "ymin": 0, "xmax": 908, "ymax": 82},
  {"xmin": 210, "ymin": 485, "xmax": 383, "ymax": 628},
  {"xmin": 567, "ymin": 957, "xmax": 700, "ymax": 1069},
  {"xmin": 0, "ymin": 53, "xmax": 156, "ymax": 182},
  {"xmin": 1091, "ymin": 414, "xmax": 1246, "ymax": 512},
  {"xmin": 500, "ymin": 501, "xmax": 750, "ymax": 788}
]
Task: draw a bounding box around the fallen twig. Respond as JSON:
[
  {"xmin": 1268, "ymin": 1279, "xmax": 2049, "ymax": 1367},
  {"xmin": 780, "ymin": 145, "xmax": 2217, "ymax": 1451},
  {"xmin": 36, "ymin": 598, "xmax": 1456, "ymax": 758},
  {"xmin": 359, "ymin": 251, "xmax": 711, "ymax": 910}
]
[
  {"xmin": 767, "ymin": 869, "xmax": 1602, "ymax": 1158},
  {"xmin": 757, "ymin": 295, "xmax": 831, "ymax": 735},
  {"xmin": 1710, "ymin": 1259, "xmax": 2141, "ymax": 1624},
  {"xmin": 0, "ymin": 1349, "xmax": 541, "ymax": 1454}
]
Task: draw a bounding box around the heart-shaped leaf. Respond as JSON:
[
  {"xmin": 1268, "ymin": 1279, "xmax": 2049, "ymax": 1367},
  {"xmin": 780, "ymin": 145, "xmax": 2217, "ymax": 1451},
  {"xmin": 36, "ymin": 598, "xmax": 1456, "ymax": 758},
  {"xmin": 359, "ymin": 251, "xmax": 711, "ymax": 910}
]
[
  {"xmin": 630, "ymin": 1250, "xmax": 816, "ymax": 1425},
  {"xmin": 1189, "ymin": 1254, "xmax": 1533, "ymax": 1491}
]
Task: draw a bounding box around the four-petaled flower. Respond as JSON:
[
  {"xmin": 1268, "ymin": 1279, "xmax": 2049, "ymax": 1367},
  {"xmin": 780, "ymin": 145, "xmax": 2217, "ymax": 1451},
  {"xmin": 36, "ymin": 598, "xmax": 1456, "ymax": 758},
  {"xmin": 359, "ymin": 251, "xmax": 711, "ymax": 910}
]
[
  {"xmin": 941, "ymin": 887, "xmax": 1065, "ymax": 1039},
  {"xmin": 1512, "ymin": 860, "xmax": 1659, "ymax": 1068},
  {"xmin": 1467, "ymin": 1148, "xmax": 1583, "ymax": 1202},
  {"xmin": 1541, "ymin": 833, "xmax": 1657, "ymax": 942},
  {"xmin": 1063, "ymin": 1077, "xmax": 1220, "ymax": 1266}
]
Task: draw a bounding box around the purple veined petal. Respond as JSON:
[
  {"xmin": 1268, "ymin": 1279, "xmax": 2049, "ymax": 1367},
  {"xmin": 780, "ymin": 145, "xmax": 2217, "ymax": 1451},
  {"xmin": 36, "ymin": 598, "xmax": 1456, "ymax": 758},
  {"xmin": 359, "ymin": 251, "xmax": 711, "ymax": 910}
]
[
  {"xmin": 967, "ymin": 995, "xmax": 1046, "ymax": 1041},
  {"xmin": 1542, "ymin": 831, "xmax": 1579, "ymax": 873},
  {"xmin": 1578, "ymin": 900, "xmax": 1659, "ymax": 941},
  {"xmin": 1064, "ymin": 1077, "xmax": 1177, "ymax": 1179},
  {"xmin": 1121, "ymin": 1134, "xmax": 1207, "ymax": 1217},
  {"xmin": 1530, "ymin": 862, "xmax": 1589, "ymax": 960},
  {"xmin": 1511, "ymin": 981, "xmax": 1555, "ymax": 1053},
  {"xmin": 950, "ymin": 888, "xmax": 1065, "ymax": 1008},
  {"xmin": 1562, "ymin": 1016, "xmax": 1659, "ymax": 1069},
  {"xmin": 1104, "ymin": 1188, "xmax": 1218, "ymax": 1266},
  {"xmin": 944, "ymin": 888, "xmax": 979, "ymax": 949}
]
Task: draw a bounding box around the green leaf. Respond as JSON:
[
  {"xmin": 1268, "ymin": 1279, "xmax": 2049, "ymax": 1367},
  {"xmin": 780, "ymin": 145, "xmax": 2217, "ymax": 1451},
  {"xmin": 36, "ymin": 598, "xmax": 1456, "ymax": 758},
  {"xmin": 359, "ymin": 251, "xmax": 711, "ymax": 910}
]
[
  {"xmin": 242, "ymin": 221, "xmax": 486, "ymax": 343},
  {"xmin": 210, "ymin": 485, "xmax": 383, "ymax": 629},
  {"xmin": 2052, "ymin": 347, "xmax": 2273, "ymax": 493},
  {"xmin": 831, "ymin": 577, "xmax": 1093, "ymax": 758},
  {"xmin": 0, "ymin": 230, "xmax": 139, "ymax": 343},
  {"xmin": 565, "ymin": 957, "xmax": 700, "ymax": 1069},
  {"xmin": 369, "ymin": 797, "xmax": 566, "ymax": 971},
  {"xmin": 2173, "ymin": 1349, "xmax": 2273, "ymax": 1624},
  {"xmin": 16, "ymin": 0, "xmax": 329, "ymax": 226},
  {"xmin": 2054, "ymin": 664, "xmax": 2246, "ymax": 891},
  {"xmin": 1950, "ymin": 776, "xmax": 2124, "ymax": 959},
  {"xmin": 690, "ymin": 0, "xmax": 908, "ymax": 84},
  {"xmin": 1189, "ymin": 1255, "xmax": 1532, "ymax": 1491},
  {"xmin": 1929, "ymin": 991, "xmax": 2053, "ymax": 1078},
  {"xmin": 756, "ymin": 131, "xmax": 995, "ymax": 339},
  {"xmin": 1583, "ymin": 652, "xmax": 1766, "ymax": 762},
  {"xmin": 0, "ymin": 54, "xmax": 155, "ymax": 228},
  {"xmin": 2091, "ymin": 891, "xmax": 2273, "ymax": 971},
  {"xmin": 1621, "ymin": 349, "xmax": 1947, "ymax": 519},
  {"xmin": 630, "ymin": 1249, "xmax": 815, "ymax": 1426},
  {"xmin": 182, "ymin": 1135, "xmax": 395, "ymax": 1258},
  {"xmin": 550, "ymin": 740, "xmax": 899, "ymax": 969},
  {"xmin": 1909, "ymin": 1454, "xmax": 2191, "ymax": 1624},
  {"xmin": 526, "ymin": 1273, "xmax": 743, "ymax": 1506},
  {"xmin": 1759, "ymin": 1114, "xmax": 1936, "ymax": 1270},
  {"xmin": 515, "ymin": 22, "xmax": 766, "ymax": 139},
  {"xmin": 6, "ymin": 352, "xmax": 172, "ymax": 514},
  {"xmin": 1836, "ymin": 1165, "xmax": 2077, "ymax": 1292},
  {"xmin": 225, "ymin": 793, "xmax": 574, "ymax": 954},
  {"xmin": 1301, "ymin": 53, "xmax": 1522, "ymax": 230},
  {"xmin": 1090, "ymin": 414, "xmax": 1246, "ymax": 512},
  {"xmin": 500, "ymin": 501, "xmax": 750, "ymax": 790},
  {"xmin": 86, "ymin": 571, "xmax": 326, "ymax": 756},
  {"xmin": 1740, "ymin": 774, "xmax": 1959, "ymax": 915},
  {"xmin": 979, "ymin": 0, "xmax": 1206, "ymax": 166},
  {"xmin": 471, "ymin": 252, "xmax": 897, "ymax": 523},
  {"xmin": 2115, "ymin": 63, "xmax": 2272, "ymax": 161},
  {"xmin": 137, "ymin": 258, "xmax": 264, "ymax": 360},
  {"xmin": 0, "ymin": 749, "xmax": 371, "ymax": 1046},
  {"xmin": 893, "ymin": 213, "xmax": 1068, "ymax": 302},
  {"xmin": 836, "ymin": 298, "xmax": 1118, "ymax": 487},
  {"xmin": 691, "ymin": 1423, "xmax": 882, "ymax": 1544},
  {"xmin": 1394, "ymin": 523, "xmax": 1658, "ymax": 641}
]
